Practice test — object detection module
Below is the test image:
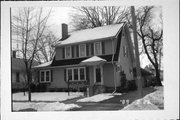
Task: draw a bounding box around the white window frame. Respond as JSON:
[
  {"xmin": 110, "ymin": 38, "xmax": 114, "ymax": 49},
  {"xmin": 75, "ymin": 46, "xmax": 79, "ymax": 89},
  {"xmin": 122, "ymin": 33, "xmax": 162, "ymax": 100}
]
[
  {"xmin": 66, "ymin": 67, "xmax": 86, "ymax": 81},
  {"xmin": 94, "ymin": 42, "xmax": 102, "ymax": 55},
  {"xmin": 40, "ymin": 70, "xmax": 51, "ymax": 83},
  {"xmin": 79, "ymin": 44, "xmax": 86, "ymax": 57},
  {"xmin": 65, "ymin": 46, "xmax": 72, "ymax": 59},
  {"xmin": 123, "ymin": 45, "xmax": 127, "ymax": 57}
]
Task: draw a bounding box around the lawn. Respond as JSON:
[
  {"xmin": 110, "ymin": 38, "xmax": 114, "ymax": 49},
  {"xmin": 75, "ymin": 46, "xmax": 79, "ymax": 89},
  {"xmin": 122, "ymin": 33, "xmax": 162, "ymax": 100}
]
[
  {"xmin": 12, "ymin": 92, "xmax": 84, "ymax": 111},
  {"xmin": 13, "ymin": 92, "xmax": 83, "ymax": 102},
  {"xmin": 12, "ymin": 86, "xmax": 163, "ymax": 111}
]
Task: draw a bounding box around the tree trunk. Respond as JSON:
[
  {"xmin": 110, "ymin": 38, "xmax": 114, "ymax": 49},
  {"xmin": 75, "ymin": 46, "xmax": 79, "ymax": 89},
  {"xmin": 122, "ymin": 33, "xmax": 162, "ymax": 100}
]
[
  {"xmin": 27, "ymin": 71, "xmax": 32, "ymax": 101},
  {"xmin": 154, "ymin": 66, "xmax": 162, "ymax": 86}
]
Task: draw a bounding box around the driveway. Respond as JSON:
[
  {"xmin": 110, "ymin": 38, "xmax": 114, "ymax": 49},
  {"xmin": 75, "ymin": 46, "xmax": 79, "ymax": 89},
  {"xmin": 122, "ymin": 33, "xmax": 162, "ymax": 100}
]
[{"xmin": 65, "ymin": 87, "xmax": 156, "ymax": 111}]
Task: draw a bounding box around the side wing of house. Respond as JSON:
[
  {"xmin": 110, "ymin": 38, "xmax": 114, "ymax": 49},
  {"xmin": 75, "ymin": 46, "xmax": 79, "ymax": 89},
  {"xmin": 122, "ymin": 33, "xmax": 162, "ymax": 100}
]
[{"xmin": 116, "ymin": 24, "xmax": 135, "ymax": 85}]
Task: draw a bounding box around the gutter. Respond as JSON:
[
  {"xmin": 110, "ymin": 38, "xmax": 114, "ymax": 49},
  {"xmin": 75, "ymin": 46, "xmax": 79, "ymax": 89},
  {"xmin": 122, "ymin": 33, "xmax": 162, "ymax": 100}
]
[{"xmin": 111, "ymin": 38, "xmax": 117, "ymax": 94}]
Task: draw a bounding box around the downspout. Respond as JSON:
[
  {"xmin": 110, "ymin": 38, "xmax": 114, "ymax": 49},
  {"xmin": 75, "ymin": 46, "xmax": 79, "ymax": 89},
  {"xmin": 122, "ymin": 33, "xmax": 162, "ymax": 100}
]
[{"xmin": 111, "ymin": 38, "xmax": 117, "ymax": 94}]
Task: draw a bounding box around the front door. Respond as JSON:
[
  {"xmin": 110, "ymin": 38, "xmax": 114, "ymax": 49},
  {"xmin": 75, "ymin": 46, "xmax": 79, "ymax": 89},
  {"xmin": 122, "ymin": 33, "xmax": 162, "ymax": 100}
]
[{"xmin": 94, "ymin": 65, "xmax": 103, "ymax": 84}]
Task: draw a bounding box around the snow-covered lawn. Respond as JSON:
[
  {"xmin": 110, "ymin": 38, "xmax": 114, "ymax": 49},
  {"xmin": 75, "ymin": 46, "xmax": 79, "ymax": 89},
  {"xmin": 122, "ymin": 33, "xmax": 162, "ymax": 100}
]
[
  {"xmin": 122, "ymin": 86, "xmax": 164, "ymax": 110},
  {"xmin": 13, "ymin": 102, "xmax": 81, "ymax": 111},
  {"xmin": 77, "ymin": 93, "xmax": 121, "ymax": 102},
  {"xmin": 13, "ymin": 92, "xmax": 83, "ymax": 102}
]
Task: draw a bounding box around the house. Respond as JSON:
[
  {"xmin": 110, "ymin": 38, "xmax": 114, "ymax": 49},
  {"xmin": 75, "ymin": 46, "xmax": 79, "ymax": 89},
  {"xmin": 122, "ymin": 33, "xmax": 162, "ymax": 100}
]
[
  {"xmin": 11, "ymin": 51, "xmax": 38, "ymax": 92},
  {"xmin": 34, "ymin": 23, "xmax": 136, "ymax": 96},
  {"xmin": 140, "ymin": 68, "xmax": 154, "ymax": 87}
]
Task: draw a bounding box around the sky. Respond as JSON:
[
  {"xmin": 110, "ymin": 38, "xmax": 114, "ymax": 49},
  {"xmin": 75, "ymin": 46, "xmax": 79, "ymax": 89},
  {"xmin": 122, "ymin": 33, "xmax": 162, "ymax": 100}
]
[{"xmin": 12, "ymin": 6, "xmax": 162, "ymax": 68}]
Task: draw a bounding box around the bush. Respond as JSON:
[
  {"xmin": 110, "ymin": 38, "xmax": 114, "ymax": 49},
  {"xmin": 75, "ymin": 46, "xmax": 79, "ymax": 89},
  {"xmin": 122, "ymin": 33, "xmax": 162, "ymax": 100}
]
[
  {"xmin": 120, "ymin": 71, "xmax": 127, "ymax": 88},
  {"xmin": 116, "ymin": 86, "xmax": 128, "ymax": 93},
  {"xmin": 35, "ymin": 83, "xmax": 49, "ymax": 92},
  {"xmin": 126, "ymin": 80, "xmax": 137, "ymax": 91},
  {"xmin": 149, "ymin": 77, "xmax": 157, "ymax": 86}
]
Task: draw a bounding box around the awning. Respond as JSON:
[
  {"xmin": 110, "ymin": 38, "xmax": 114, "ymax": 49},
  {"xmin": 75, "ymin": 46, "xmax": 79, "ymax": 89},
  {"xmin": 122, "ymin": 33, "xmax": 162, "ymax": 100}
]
[{"xmin": 80, "ymin": 56, "xmax": 106, "ymax": 66}]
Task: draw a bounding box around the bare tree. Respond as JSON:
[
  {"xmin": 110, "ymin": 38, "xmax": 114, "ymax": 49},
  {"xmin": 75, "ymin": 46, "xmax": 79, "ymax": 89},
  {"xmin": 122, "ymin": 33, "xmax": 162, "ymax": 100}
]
[
  {"xmin": 70, "ymin": 6, "xmax": 128, "ymax": 30},
  {"xmin": 35, "ymin": 31, "xmax": 58, "ymax": 64},
  {"xmin": 12, "ymin": 7, "xmax": 52, "ymax": 101},
  {"xmin": 127, "ymin": 6, "xmax": 163, "ymax": 86}
]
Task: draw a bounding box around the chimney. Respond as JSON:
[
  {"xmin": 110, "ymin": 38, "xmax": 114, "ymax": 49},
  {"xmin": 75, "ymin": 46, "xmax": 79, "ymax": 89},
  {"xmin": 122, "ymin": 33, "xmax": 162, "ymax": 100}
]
[
  {"xmin": 12, "ymin": 51, "xmax": 16, "ymax": 58},
  {"xmin": 61, "ymin": 23, "xmax": 68, "ymax": 40}
]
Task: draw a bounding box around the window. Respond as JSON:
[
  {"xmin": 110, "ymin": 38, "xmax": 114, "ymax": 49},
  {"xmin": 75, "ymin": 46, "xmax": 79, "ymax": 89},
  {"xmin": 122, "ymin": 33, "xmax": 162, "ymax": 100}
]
[
  {"xmin": 66, "ymin": 67, "xmax": 86, "ymax": 81},
  {"xmin": 123, "ymin": 45, "xmax": 128, "ymax": 57},
  {"xmin": 94, "ymin": 42, "xmax": 102, "ymax": 55},
  {"xmin": 65, "ymin": 46, "xmax": 71, "ymax": 59},
  {"xmin": 80, "ymin": 68, "xmax": 85, "ymax": 80},
  {"xmin": 16, "ymin": 72, "xmax": 20, "ymax": 82},
  {"xmin": 40, "ymin": 70, "xmax": 51, "ymax": 83},
  {"xmin": 67, "ymin": 69, "xmax": 73, "ymax": 81},
  {"xmin": 74, "ymin": 68, "xmax": 79, "ymax": 81},
  {"xmin": 79, "ymin": 44, "xmax": 86, "ymax": 57}
]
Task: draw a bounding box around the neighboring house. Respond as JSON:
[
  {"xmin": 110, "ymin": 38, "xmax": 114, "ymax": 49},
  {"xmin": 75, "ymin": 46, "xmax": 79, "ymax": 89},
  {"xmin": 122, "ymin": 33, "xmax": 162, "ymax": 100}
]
[
  {"xmin": 11, "ymin": 51, "xmax": 38, "ymax": 92},
  {"xmin": 140, "ymin": 68, "xmax": 154, "ymax": 87},
  {"xmin": 34, "ymin": 23, "xmax": 136, "ymax": 96}
]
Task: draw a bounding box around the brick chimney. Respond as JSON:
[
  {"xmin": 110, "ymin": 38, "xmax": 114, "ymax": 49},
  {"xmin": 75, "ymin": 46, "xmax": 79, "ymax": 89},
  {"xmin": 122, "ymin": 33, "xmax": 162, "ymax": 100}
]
[{"xmin": 61, "ymin": 23, "xmax": 68, "ymax": 40}]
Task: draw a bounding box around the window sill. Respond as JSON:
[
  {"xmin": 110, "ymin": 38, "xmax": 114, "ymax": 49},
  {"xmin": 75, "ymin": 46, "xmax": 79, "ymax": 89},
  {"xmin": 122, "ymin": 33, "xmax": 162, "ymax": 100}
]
[{"xmin": 40, "ymin": 81, "xmax": 51, "ymax": 83}]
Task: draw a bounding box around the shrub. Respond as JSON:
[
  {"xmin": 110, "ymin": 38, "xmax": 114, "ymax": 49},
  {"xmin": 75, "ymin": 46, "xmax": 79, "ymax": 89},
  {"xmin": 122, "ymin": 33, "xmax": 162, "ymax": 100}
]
[
  {"xmin": 120, "ymin": 71, "xmax": 127, "ymax": 88},
  {"xmin": 126, "ymin": 80, "xmax": 137, "ymax": 91}
]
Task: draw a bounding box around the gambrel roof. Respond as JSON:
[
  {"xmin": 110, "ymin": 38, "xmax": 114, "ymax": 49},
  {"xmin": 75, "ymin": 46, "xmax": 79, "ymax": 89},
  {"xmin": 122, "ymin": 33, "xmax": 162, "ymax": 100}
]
[{"xmin": 56, "ymin": 23, "xmax": 124, "ymax": 46}]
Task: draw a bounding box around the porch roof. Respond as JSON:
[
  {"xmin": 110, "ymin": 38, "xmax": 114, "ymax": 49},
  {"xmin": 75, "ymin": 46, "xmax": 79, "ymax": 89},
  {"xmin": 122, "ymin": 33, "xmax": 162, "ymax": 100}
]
[
  {"xmin": 33, "ymin": 61, "xmax": 52, "ymax": 68},
  {"xmin": 80, "ymin": 56, "xmax": 106, "ymax": 66}
]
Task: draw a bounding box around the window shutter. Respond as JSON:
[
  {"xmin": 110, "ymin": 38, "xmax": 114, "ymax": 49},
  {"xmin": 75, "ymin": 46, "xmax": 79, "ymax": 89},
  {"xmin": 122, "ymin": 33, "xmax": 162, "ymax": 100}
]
[
  {"xmin": 62, "ymin": 47, "xmax": 65, "ymax": 59},
  {"xmin": 76, "ymin": 45, "xmax": 79, "ymax": 57},
  {"xmin": 102, "ymin": 41, "xmax": 105, "ymax": 54},
  {"xmin": 86, "ymin": 44, "xmax": 89, "ymax": 56},
  {"xmin": 86, "ymin": 67, "xmax": 89, "ymax": 82},
  {"xmin": 51, "ymin": 70, "xmax": 53, "ymax": 82},
  {"xmin": 71, "ymin": 46, "xmax": 74, "ymax": 58},
  {"xmin": 91, "ymin": 43, "xmax": 94, "ymax": 56},
  {"xmin": 64, "ymin": 69, "xmax": 67, "ymax": 81},
  {"xmin": 38, "ymin": 70, "xmax": 40, "ymax": 83}
]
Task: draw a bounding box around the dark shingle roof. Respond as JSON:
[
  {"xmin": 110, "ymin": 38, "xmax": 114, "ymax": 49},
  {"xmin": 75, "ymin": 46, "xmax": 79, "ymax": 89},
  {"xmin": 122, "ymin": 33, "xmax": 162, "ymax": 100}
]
[{"xmin": 12, "ymin": 58, "xmax": 38, "ymax": 71}]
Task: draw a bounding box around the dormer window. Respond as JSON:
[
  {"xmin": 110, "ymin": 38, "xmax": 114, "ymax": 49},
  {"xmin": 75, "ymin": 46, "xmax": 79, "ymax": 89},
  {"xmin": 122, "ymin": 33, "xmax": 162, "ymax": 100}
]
[
  {"xmin": 94, "ymin": 42, "xmax": 102, "ymax": 55},
  {"xmin": 79, "ymin": 44, "xmax": 86, "ymax": 57},
  {"xmin": 65, "ymin": 46, "xmax": 71, "ymax": 59}
]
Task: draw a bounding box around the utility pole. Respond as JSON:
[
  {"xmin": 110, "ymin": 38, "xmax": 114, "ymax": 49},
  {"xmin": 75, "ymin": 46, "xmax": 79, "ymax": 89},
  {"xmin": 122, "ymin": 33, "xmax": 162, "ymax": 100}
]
[{"xmin": 131, "ymin": 6, "xmax": 143, "ymax": 98}]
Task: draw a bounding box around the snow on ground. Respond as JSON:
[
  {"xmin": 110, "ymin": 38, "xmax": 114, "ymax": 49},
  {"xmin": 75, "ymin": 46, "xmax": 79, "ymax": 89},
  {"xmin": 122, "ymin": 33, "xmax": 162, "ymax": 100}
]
[
  {"xmin": 13, "ymin": 92, "xmax": 83, "ymax": 102},
  {"xmin": 144, "ymin": 87, "xmax": 164, "ymax": 109},
  {"xmin": 77, "ymin": 93, "xmax": 117, "ymax": 102},
  {"xmin": 122, "ymin": 86, "xmax": 163, "ymax": 110},
  {"xmin": 13, "ymin": 102, "xmax": 81, "ymax": 111}
]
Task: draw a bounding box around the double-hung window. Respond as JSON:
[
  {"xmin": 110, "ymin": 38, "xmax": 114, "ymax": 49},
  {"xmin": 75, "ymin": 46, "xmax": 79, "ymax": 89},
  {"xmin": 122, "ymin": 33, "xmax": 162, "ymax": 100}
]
[
  {"xmin": 123, "ymin": 45, "xmax": 128, "ymax": 57},
  {"xmin": 79, "ymin": 44, "xmax": 86, "ymax": 57},
  {"xmin": 40, "ymin": 70, "xmax": 51, "ymax": 83},
  {"xmin": 94, "ymin": 42, "xmax": 102, "ymax": 55},
  {"xmin": 80, "ymin": 68, "xmax": 85, "ymax": 80},
  {"xmin": 67, "ymin": 69, "xmax": 73, "ymax": 81},
  {"xmin": 65, "ymin": 46, "xmax": 71, "ymax": 59},
  {"xmin": 66, "ymin": 67, "xmax": 86, "ymax": 81}
]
